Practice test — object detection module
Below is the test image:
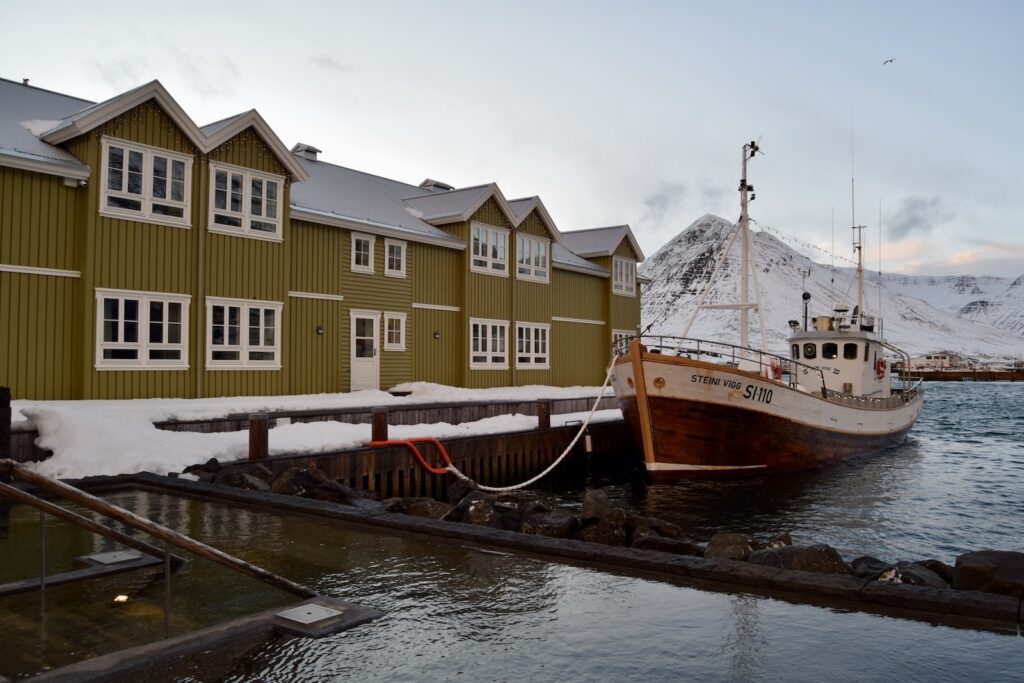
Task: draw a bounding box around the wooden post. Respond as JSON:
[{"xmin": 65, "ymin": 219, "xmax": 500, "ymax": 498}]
[
  {"xmin": 538, "ymin": 399, "xmax": 551, "ymax": 430},
  {"xmin": 0, "ymin": 387, "xmax": 10, "ymax": 462},
  {"xmin": 249, "ymin": 413, "xmax": 268, "ymax": 461},
  {"xmin": 371, "ymin": 407, "xmax": 388, "ymax": 442}
]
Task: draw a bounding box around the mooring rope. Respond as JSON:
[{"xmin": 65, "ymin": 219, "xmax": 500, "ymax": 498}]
[{"xmin": 446, "ymin": 356, "xmax": 619, "ymax": 493}]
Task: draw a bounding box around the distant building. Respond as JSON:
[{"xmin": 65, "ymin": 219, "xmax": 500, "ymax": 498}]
[
  {"xmin": 0, "ymin": 78, "xmax": 643, "ymax": 400},
  {"xmin": 907, "ymin": 352, "xmax": 966, "ymax": 370}
]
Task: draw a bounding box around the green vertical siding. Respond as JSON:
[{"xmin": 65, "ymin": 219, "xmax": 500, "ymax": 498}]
[
  {"xmin": 289, "ymin": 220, "xmax": 344, "ymax": 295},
  {"xmin": 411, "ymin": 243, "xmax": 462, "ymax": 307},
  {"xmin": 552, "ymin": 270, "xmax": 607, "ymax": 321},
  {"xmin": 0, "ymin": 167, "xmax": 81, "ymax": 270},
  {"xmin": 287, "ymin": 297, "xmax": 344, "ymax": 394},
  {"xmin": 411, "ymin": 309, "xmax": 462, "ymax": 386},
  {"xmin": 0, "ymin": 272, "xmax": 78, "ymax": 399},
  {"xmin": 551, "ymin": 321, "xmax": 606, "ymax": 386}
]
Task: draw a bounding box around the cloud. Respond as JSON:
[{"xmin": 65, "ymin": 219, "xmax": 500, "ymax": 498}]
[
  {"xmin": 89, "ymin": 56, "xmax": 149, "ymax": 91},
  {"xmin": 887, "ymin": 195, "xmax": 954, "ymax": 239},
  {"xmin": 640, "ymin": 183, "xmax": 688, "ymax": 226},
  {"xmin": 311, "ymin": 54, "xmax": 353, "ymax": 72}
]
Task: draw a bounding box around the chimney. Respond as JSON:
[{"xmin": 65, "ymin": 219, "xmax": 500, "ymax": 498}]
[
  {"xmin": 291, "ymin": 143, "xmax": 322, "ymax": 162},
  {"xmin": 419, "ymin": 178, "xmax": 454, "ymax": 193}
]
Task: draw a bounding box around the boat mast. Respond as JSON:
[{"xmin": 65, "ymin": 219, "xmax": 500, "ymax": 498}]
[{"xmin": 739, "ymin": 140, "xmax": 759, "ymax": 350}]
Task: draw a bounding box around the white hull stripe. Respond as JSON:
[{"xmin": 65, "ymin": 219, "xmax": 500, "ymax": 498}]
[{"xmin": 646, "ymin": 463, "xmax": 768, "ymax": 471}]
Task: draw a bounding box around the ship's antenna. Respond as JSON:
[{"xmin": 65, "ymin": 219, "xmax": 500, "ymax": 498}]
[
  {"xmin": 830, "ymin": 207, "xmax": 835, "ymax": 307},
  {"xmin": 850, "ymin": 109, "xmax": 866, "ymax": 320},
  {"xmin": 878, "ymin": 198, "xmax": 883, "ymax": 336}
]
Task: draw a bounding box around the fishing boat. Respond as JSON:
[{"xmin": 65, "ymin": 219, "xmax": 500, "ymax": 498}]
[{"xmin": 612, "ymin": 141, "xmax": 924, "ymax": 479}]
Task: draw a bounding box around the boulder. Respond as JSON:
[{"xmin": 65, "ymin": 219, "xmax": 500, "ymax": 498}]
[
  {"xmin": 444, "ymin": 491, "xmax": 500, "ymax": 526},
  {"xmin": 749, "ymin": 544, "xmax": 851, "ymax": 575},
  {"xmin": 184, "ymin": 457, "xmax": 222, "ymax": 475},
  {"xmin": 767, "ymin": 532, "xmax": 792, "ymax": 549},
  {"xmin": 953, "ymin": 550, "xmax": 1024, "ymax": 599},
  {"xmin": 244, "ymin": 463, "xmax": 275, "ymax": 483},
  {"xmin": 575, "ymin": 507, "xmax": 627, "ymax": 546},
  {"xmin": 521, "ymin": 512, "xmax": 580, "ymax": 538},
  {"xmin": 212, "ymin": 469, "xmax": 270, "ymax": 493},
  {"xmin": 580, "ymin": 489, "xmax": 614, "ymax": 523},
  {"xmin": 517, "ymin": 499, "xmax": 552, "ymax": 518},
  {"xmin": 270, "ymin": 467, "xmax": 321, "ymax": 496},
  {"xmin": 383, "ymin": 497, "xmax": 452, "ymax": 519},
  {"xmin": 915, "ymin": 559, "xmax": 955, "ymax": 585},
  {"xmin": 704, "ymin": 533, "xmax": 757, "ymax": 561},
  {"xmin": 850, "ymin": 556, "xmax": 895, "ymax": 580},
  {"xmin": 447, "ymin": 478, "xmax": 478, "ymax": 505},
  {"xmin": 626, "ymin": 513, "xmax": 686, "ymax": 542},
  {"xmin": 630, "ymin": 533, "xmax": 704, "ymax": 557},
  {"xmin": 894, "ymin": 561, "xmax": 947, "ymax": 589}
]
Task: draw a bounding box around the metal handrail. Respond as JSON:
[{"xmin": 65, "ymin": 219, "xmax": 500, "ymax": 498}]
[
  {"xmin": 0, "ymin": 459, "xmax": 316, "ymax": 599},
  {"xmin": 613, "ymin": 334, "xmax": 829, "ymax": 395}
]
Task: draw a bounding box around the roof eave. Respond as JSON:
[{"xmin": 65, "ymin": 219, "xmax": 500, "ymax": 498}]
[
  {"xmin": 553, "ymin": 261, "xmax": 610, "ymax": 278},
  {"xmin": 0, "ymin": 152, "xmax": 90, "ymax": 181},
  {"xmin": 290, "ymin": 206, "xmax": 466, "ymax": 250}
]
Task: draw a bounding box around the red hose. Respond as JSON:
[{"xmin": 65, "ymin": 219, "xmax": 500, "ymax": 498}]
[{"xmin": 369, "ymin": 438, "xmax": 453, "ymax": 475}]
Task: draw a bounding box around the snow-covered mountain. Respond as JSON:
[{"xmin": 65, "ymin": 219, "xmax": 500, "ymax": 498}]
[{"xmin": 639, "ymin": 214, "xmax": 1024, "ymax": 362}]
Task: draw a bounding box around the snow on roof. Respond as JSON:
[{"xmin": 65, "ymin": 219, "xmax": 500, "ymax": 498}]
[
  {"xmin": 561, "ymin": 225, "xmax": 645, "ymax": 261},
  {"xmin": 0, "ymin": 77, "xmax": 93, "ymax": 179},
  {"xmin": 401, "ymin": 183, "xmax": 498, "ymax": 224},
  {"xmin": 289, "ymin": 156, "xmax": 465, "ymax": 247}
]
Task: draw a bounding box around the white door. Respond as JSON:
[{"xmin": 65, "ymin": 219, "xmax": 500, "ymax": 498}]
[{"xmin": 350, "ymin": 310, "xmax": 380, "ymax": 391}]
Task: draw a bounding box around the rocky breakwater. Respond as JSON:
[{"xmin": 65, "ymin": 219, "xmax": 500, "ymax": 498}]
[{"xmin": 199, "ymin": 463, "xmax": 1024, "ymax": 627}]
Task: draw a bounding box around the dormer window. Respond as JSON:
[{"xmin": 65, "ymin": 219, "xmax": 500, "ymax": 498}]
[
  {"xmin": 209, "ymin": 162, "xmax": 283, "ymax": 240},
  {"xmin": 516, "ymin": 235, "xmax": 549, "ymax": 283},
  {"xmin": 101, "ymin": 137, "xmax": 192, "ymax": 228},
  {"xmin": 612, "ymin": 256, "xmax": 636, "ymax": 296},
  {"xmin": 470, "ymin": 223, "xmax": 508, "ymax": 276}
]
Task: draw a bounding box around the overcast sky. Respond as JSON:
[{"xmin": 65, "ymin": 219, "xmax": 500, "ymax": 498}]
[{"xmin": 3, "ymin": 0, "xmax": 1022, "ymax": 277}]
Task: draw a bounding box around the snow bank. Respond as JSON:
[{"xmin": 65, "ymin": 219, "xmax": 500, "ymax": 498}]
[
  {"xmin": 22, "ymin": 406, "xmax": 622, "ymax": 480},
  {"xmin": 12, "ymin": 382, "xmax": 611, "ymax": 430}
]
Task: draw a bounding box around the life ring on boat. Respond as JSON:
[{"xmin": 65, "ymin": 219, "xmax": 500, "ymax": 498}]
[{"xmin": 875, "ymin": 358, "xmax": 886, "ymax": 379}]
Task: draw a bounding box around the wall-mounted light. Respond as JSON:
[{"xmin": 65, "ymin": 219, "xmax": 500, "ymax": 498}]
[
  {"xmin": 433, "ymin": 331, "xmax": 441, "ymax": 340},
  {"xmin": 316, "ymin": 325, "xmax": 325, "ymax": 336}
]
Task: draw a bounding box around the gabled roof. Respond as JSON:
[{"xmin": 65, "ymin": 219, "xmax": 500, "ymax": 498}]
[
  {"xmin": 289, "ymin": 155, "xmax": 464, "ymax": 249},
  {"xmin": 0, "ymin": 77, "xmax": 92, "ymax": 179},
  {"xmin": 561, "ymin": 224, "xmax": 645, "ymax": 261},
  {"xmin": 552, "ymin": 243, "xmax": 609, "ymax": 277},
  {"xmin": 402, "ymin": 182, "xmax": 518, "ymax": 227},
  {"xmin": 0, "ymin": 78, "xmax": 306, "ymax": 182},
  {"xmin": 201, "ymin": 109, "xmax": 307, "ymax": 181},
  {"xmin": 507, "ymin": 196, "xmax": 563, "ymax": 243}
]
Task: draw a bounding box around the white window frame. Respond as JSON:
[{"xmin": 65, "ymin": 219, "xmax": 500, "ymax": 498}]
[
  {"xmin": 384, "ymin": 238, "xmax": 406, "ymax": 278},
  {"xmin": 470, "ymin": 222, "xmax": 509, "ymax": 276},
  {"xmin": 383, "ymin": 312, "xmax": 407, "ymax": 351},
  {"xmin": 515, "ymin": 234, "xmax": 550, "ymax": 283},
  {"xmin": 208, "ymin": 161, "xmax": 284, "ymax": 241},
  {"xmin": 612, "ymin": 329, "xmax": 634, "ymax": 355},
  {"xmin": 469, "ymin": 318, "xmax": 509, "ymax": 370},
  {"xmin": 206, "ymin": 297, "xmax": 283, "ymax": 370},
  {"xmin": 94, "ymin": 288, "xmax": 191, "ymax": 370},
  {"xmin": 100, "ymin": 137, "xmax": 193, "ymax": 229},
  {"xmin": 612, "ymin": 256, "xmax": 636, "ymax": 297},
  {"xmin": 515, "ymin": 322, "xmax": 550, "ymax": 369},
  {"xmin": 351, "ymin": 233, "xmax": 376, "ymax": 274}
]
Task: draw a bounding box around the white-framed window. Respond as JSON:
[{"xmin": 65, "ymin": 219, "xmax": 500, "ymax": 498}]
[
  {"xmin": 516, "ymin": 323, "xmax": 550, "ymax": 369},
  {"xmin": 100, "ymin": 137, "xmax": 192, "ymax": 228},
  {"xmin": 383, "ymin": 312, "xmax": 407, "ymax": 351},
  {"xmin": 516, "ymin": 235, "xmax": 549, "ymax": 283},
  {"xmin": 208, "ymin": 162, "xmax": 283, "ymax": 240},
  {"xmin": 470, "ymin": 318, "xmax": 508, "ymax": 369},
  {"xmin": 613, "ymin": 257, "xmax": 636, "ymax": 296},
  {"xmin": 612, "ymin": 329, "xmax": 634, "ymax": 354},
  {"xmin": 94, "ymin": 288, "xmax": 190, "ymax": 370},
  {"xmin": 351, "ymin": 233, "xmax": 375, "ymax": 274},
  {"xmin": 470, "ymin": 223, "xmax": 508, "ymax": 275},
  {"xmin": 206, "ymin": 297, "xmax": 282, "ymax": 369},
  {"xmin": 384, "ymin": 239, "xmax": 406, "ymax": 278}
]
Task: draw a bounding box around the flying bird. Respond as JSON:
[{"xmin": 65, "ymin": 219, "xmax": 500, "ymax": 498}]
[{"xmin": 882, "ymin": 58, "xmax": 897, "ymax": 65}]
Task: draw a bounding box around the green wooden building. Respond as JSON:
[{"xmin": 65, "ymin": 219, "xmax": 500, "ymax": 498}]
[{"xmin": 0, "ymin": 78, "xmax": 644, "ymax": 400}]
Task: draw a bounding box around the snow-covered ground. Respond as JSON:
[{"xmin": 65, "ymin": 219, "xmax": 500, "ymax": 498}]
[
  {"xmin": 11, "ymin": 381, "xmax": 612, "ymax": 430},
  {"xmin": 12, "ymin": 382, "xmax": 617, "ymax": 480}
]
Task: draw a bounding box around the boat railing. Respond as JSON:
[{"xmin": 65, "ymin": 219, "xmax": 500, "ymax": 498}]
[{"xmin": 613, "ymin": 335, "xmax": 828, "ymax": 395}]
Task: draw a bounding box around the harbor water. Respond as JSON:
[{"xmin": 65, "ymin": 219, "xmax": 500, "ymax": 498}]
[{"xmin": 0, "ymin": 381, "xmax": 1021, "ymax": 680}]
